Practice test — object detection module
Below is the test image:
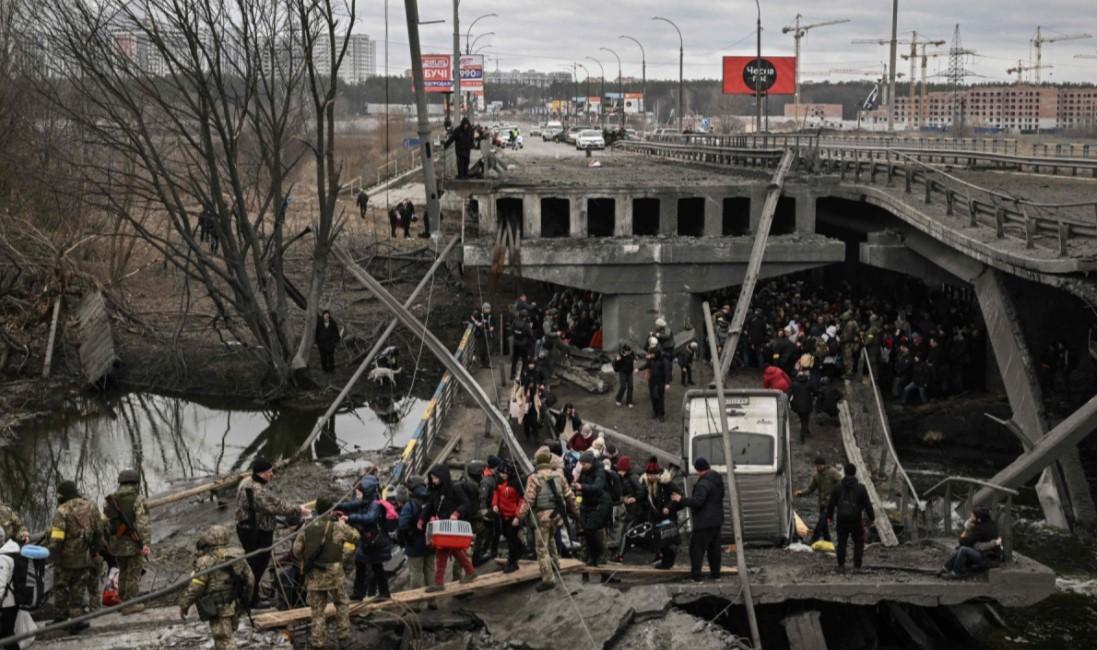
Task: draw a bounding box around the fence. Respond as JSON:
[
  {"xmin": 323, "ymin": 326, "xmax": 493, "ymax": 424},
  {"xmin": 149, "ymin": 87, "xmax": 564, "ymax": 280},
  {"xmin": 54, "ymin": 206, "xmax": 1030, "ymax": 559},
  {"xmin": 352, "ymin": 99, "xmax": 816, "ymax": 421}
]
[
  {"xmin": 365, "ymin": 148, "xmax": 423, "ymax": 192},
  {"xmin": 385, "ymin": 323, "xmax": 477, "ymax": 490}
]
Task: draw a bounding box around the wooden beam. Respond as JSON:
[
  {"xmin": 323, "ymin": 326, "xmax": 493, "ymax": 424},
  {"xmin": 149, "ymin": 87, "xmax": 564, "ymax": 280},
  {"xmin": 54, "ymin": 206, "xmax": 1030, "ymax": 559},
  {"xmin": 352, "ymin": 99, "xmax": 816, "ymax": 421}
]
[
  {"xmin": 838, "ymin": 401, "xmax": 899, "ymax": 546},
  {"xmin": 782, "ymin": 610, "xmax": 828, "ymax": 650},
  {"xmin": 254, "ymin": 559, "xmax": 586, "ymax": 630},
  {"xmin": 41, "ymin": 297, "xmax": 62, "ymax": 379}
]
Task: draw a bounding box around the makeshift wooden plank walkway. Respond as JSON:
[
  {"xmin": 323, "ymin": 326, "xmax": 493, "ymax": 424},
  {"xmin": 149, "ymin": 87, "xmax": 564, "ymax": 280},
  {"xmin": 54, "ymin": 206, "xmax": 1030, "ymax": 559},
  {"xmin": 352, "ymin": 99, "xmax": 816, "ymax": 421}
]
[
  {"xmin": 76, "ymin": 291, "xmax": 117, "ymax": 384},
  {"xmin": 578, "ymin": 564, "xmax": 739, "ymax": 576},
  {"xmin": 255, "ymin": 559, "xmax": 585, "ymax": 630}
]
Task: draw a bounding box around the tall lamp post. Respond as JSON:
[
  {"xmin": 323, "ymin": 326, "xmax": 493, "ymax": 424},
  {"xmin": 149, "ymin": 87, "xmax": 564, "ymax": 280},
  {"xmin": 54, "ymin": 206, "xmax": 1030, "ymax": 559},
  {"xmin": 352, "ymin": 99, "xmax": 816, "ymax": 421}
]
[
  {"xmin": 619, "ymin": 35, "xmax": 646, "ymax": 127},
  {"xmin": 652, "ymin": 16, "xmax": 683, "ymax": 132},
  {"xmin": 585, "ymin": 56, "xmax": 605, "ymax": 126},
  {"xmin": 465, "ymin": 13, "xmax": 497, "ymax": 53},
  {"xmin": 600, "ymin": 47, "xmax": 623, "ymax": 128},
  {"xmin": 753, "ymin": 0, "xmax": 763, "ymax": 133},
  {"xmin": 577, "ymin": 62, "xmax": 591, "ymax": 122}
]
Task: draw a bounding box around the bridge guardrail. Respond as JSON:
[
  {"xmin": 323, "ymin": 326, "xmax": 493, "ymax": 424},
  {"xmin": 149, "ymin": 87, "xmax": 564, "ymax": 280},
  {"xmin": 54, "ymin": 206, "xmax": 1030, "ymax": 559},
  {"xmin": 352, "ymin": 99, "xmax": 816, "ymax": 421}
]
[
  {"xmin": 386, "ymin": 323, "xmax": 477, "ymax": 490},
  {"xmin": 616, "ymin": 140, "xmax": 789, "ymax": 169},
  {"xmin": 816, "ymin": 145, "xmax": 1097, "ymax": 178}
]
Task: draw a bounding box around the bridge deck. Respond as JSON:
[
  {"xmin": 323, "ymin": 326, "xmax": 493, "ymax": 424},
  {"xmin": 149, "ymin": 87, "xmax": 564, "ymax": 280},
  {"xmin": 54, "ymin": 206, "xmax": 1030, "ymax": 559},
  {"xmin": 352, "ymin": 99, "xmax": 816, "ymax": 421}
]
[{"xmin": 435, "ymin": 355, "xmax": 1055, "ymax": 609}]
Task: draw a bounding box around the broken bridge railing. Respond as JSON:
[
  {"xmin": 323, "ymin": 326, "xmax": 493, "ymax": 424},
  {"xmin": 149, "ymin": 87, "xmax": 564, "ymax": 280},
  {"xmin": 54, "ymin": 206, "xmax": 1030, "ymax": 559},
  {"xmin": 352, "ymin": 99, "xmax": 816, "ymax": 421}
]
[
  {"xmin": 385, "ymin": 323, "xmax": 478, "ymax": 491},
  {"xmin": 823, "ymin": 149, "xmax": 1097, "ymax": 256},
  {"xmin": 615, "ymin": 139, "xmax": 793, "ymax": 171}
]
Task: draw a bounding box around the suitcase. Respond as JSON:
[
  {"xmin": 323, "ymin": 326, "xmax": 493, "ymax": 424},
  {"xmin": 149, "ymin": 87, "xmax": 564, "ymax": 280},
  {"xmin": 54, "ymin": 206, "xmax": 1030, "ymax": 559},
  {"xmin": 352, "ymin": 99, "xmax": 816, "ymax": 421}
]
[{"xmin": 426, "ymin": 519, "xmax": 474, "ymax": 550}]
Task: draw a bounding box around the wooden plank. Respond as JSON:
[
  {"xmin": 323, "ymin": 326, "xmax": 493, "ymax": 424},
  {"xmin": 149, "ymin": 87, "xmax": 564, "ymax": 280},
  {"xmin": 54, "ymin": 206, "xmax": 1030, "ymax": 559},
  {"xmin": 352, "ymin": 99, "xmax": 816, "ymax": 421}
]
[
  {"xmin": 579, "ymin": 564, "xmax": 738, "ymax": 576},
  {"xmin": 838, "ymin": 402, "xmax": 899, "ymax": 546},
  {"xmin": 254, "ymin": 559, "xmax": 586, "ymax": 630},
  {"xmin": 41, "ymin": 297, "xmax": 62, "ymax": 378},
  {"xmin": 76, "ymin": 291, "xmax": 117, "ymax": 384},
  {"xmin": 781, "ymin": 610, "xmax": 828, "ymax": 650}
]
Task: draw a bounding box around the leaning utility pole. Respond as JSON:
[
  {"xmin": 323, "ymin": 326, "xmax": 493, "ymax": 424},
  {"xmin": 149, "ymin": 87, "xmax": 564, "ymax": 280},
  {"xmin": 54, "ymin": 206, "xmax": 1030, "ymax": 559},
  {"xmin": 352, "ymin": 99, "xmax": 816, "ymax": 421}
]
[
  {"xmin": 887, "ymin": 0, "xmax": 899, "ymax": 131},
  {"xmin": 405, "ymin": 0, "xmax": 442, "ymax": 237}
]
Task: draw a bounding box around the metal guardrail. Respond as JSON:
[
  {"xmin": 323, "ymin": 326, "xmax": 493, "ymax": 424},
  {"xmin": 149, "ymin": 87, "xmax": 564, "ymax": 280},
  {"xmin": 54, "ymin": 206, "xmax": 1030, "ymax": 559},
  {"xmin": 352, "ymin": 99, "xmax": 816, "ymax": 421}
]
[
  {"xmin": 816, "ymin": 145, "xmax": 1097, "ymax": 178},
  {"xmin": 368, "ymin": 148, "xmax": 422, "ymax": 191},
  {"xmin": 385, "ymin": 323, "xmax": 477, "ymax": 490},
  {"xmin": 615, "ymin": 140, "xmax": 788, "ymax": 170}
]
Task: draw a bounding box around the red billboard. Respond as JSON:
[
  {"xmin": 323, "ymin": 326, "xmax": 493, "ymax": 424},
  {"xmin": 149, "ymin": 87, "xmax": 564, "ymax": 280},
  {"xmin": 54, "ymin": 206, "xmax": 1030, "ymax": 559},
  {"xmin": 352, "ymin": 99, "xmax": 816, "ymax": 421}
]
[
  {"xmin": 422, "ymin": 54, "xmax": 452, "ymax": 93},
  {"xmin": 722, "ymin": 56, "xmax": 796, "ymax": 95}
]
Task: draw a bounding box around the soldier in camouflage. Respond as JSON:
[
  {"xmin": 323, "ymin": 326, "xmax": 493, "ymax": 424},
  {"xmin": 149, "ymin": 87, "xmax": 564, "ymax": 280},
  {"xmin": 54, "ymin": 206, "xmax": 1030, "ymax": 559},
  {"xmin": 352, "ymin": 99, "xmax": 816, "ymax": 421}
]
[
  {"xmin": 234, "ymin": 457, "xmax": 307, "ymax": 606},
  {"xmin": 179, "ymin": 525, "xmax": 255, "ymax": 650},
  {"xmin": 291, "ymin": 496, "xmax": 359, "ymax": 650},
  {"xmin": 103, "ymin": 468, "xmax": 151, "ymax": 614},
  {"xmin": 47, "ymin": 480, "xmax": 103, "ymax": 631},
  {"xmin": 519, "ymin": 450, "xmax": 579, "ymax": 591},
  {"xmin": 0, "ymin": 501, "xmax": 28, "ymax": 545}
]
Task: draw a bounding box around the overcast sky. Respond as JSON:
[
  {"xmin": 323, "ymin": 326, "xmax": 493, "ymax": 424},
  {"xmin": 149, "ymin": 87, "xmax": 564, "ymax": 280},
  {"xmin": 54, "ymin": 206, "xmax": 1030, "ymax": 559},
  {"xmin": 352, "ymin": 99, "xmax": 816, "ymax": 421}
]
[{"xmin": 351, "ymin": 0, "xmax": 1097, "ymax": 85}]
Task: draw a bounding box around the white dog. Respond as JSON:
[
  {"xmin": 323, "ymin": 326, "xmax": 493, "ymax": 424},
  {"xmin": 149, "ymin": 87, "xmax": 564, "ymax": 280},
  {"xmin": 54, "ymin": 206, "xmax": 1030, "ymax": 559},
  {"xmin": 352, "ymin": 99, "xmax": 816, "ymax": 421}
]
[{"xmin": 368, "ymin": 366, "xmax": 402, "ymax": 386}]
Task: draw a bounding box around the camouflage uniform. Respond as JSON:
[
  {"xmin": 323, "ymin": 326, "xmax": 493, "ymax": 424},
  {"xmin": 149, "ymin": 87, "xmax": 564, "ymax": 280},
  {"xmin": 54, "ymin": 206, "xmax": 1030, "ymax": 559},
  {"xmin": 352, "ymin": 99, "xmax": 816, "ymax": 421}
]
[
  {"xmin": 292, "ymin": 516, "xmax": 358, "ymax": 649},
  {"xmin": 235, "ymin": 474, "xmax": 298, "ymax": 603},
  {"xmin": 103, "ymin": 482, "xmax": 151, "ymax": 604},
  {"xmin": 47, "ymin": 492, "xmax": 103, "ymax": 619},
  {"xmin": 0, "ymin": 502, "xmax": 28, "ymax": 543},
  {"xmin": 179, "ymin": 525, "xmax": 255, "ymax": 650},
  {"xmin": 519, "ymin": 460, "xmax": 579, "ymax": 587}
]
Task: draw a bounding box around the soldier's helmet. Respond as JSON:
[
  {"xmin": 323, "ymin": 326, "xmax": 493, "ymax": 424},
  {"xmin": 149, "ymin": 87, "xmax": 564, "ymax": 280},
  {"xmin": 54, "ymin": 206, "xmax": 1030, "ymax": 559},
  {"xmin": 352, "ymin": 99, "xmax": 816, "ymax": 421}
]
[
  {"xmin": 197, "ymin": 525, "xmax": 230, "ymax": 550},
  {"xmin": 118, "ymin": 469, "xmax": 140, "ymax": 485}
]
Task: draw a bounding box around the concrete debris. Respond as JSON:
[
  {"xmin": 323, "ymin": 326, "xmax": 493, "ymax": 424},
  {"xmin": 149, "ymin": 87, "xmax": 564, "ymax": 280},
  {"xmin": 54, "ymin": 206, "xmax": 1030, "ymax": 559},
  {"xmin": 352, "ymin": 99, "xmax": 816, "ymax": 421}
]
[
  {"xmin": 459, "ymin": 578, "xmax": 672, "ymax": 649},
  {"xmin": 609, "ymin": 610, "xmax": 745, "ymax": 650}
]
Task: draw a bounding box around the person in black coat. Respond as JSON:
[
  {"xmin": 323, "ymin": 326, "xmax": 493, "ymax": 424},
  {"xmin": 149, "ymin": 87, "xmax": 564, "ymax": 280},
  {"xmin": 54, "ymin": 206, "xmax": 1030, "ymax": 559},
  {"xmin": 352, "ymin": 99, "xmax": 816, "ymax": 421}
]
[
  {"xmin": 418, "ymin": 465, "xmax": 476, "ymax": 590},
  {"xmin": 825, "ymin": 464, "xmax": 875, "ymax": 570},
  {"xmin": 315, "ymin": 310, "xmax": 340, "ymax": 373},
  {"xmin": 639, "ymin": 340, "xmax": 668, "ymax": 421},
  {"xmin": 612, "ymin": 344, "xmax": 635, "ymax": 407},
  {"xmin": 553, "ymin": 403, "xmax": 582, "ymax": 438},
  {"xmin": 356, "ymin": 190, "xmax": 369, "ymax": 218},
  {"xmin": 789, "ymin": 372, "xmax": 815, "ymax": 443},
  {"xmin": 672, "ymin": 458, "xmax": 725, "ymax": 581},
  {"xmin": 574, "ymin": 451, "xmax": 613, "ymax": 578},
  {"xmin": 638, "ymin": 458, "xmax": 681, "ymax": 568},
  {"xmin": 443, "ymin": 117, "xmax": 477, "ymax": 179}
]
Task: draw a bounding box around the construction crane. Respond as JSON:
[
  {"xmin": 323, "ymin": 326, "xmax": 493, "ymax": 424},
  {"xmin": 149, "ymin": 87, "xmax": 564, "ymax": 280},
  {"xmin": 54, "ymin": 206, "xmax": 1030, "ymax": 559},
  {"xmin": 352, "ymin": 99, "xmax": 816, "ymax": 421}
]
[
  {"xmin": 1007, "ymin": 60, "xmax": 1051, "ymax": 83},
  {"xmin": 902, "ymin": 44, "xmax": 946, "ymax": 129},
  {"xmin": 1032, "ymin": 26, "xmax": 1091, "ymax": 83},
  {"xmin": 1074, "ymin": 53, "xmax": 1097, "ymax": 60},
  {"xmin": 782, "ymin": 15, "xmax": 851, "ymax": 109}
]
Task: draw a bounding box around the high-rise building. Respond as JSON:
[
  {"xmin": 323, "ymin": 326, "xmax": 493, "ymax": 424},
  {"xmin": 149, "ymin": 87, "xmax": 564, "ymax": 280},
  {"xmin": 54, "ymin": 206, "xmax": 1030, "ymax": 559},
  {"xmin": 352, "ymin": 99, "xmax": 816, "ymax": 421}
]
[{"xmin": 313, "ymin": 33, "xmax": 375, "ymax": 84}]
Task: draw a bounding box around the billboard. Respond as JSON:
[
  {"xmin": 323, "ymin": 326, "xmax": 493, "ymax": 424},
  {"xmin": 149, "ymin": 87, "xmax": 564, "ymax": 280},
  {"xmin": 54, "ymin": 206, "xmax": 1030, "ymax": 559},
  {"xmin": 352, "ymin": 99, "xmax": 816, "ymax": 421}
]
[
  {"xmin": 624, "ymin": 92, "xmax": 645, "ymax": 114},
  {"xmin": 722, "ymin": 56, "xmax": 796, "ymax": 95},
  {"xmin": 422, "ymin": 54, "xmax": 452, "ymax": 93},
  {"xmin": 459, "ymin": 55, "xmax": 485, "ymax": 95}
]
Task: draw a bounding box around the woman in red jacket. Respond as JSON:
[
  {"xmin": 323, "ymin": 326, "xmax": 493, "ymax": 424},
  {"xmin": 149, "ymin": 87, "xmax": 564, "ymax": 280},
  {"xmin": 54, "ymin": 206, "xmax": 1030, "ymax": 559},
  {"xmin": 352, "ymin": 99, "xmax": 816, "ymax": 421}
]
[
  {"xmin": 491, "ymin": 462, "xmax": 527, "ymax": 573},
  {"xmin": 762, "ymin": 363, "xmax": 792, "ymax": 393}
]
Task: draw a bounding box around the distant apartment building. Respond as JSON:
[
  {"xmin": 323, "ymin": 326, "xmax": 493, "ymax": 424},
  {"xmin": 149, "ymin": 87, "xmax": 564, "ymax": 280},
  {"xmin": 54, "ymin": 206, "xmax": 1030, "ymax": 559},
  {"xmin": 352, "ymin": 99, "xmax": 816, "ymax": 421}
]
[
  {"xmin": 887, "ymin": 85, "xmax": 1096, "ymax": 132},
  {"xmin": 313, "ymin": 34, "xmax": 376, "ymax": 84},
  {"xmin": 783, "ymin": 103, "xmax": 843, "ymax": 121}
]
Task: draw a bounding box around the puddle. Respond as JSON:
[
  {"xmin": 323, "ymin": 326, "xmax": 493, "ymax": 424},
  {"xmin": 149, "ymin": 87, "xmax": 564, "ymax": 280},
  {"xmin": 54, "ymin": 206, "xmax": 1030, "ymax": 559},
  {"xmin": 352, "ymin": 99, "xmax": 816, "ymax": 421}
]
[{"xmin": 1, "ymin": 392, "xmax": 427, "ymax": 529}]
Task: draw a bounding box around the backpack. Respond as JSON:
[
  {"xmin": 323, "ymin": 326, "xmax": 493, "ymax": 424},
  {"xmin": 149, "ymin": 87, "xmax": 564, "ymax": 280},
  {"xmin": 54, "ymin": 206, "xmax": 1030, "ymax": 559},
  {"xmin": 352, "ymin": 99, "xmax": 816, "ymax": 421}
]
[
  {"xmin": 605, "ymin": 468, "xmax": 623, "ymax": 505},
  {"xmin": 378, "ymin": 499, "xmax": 400, "ymax": 535},
  {"xmin": 836, "ymin": 485, "xmax": 861, "ymax": 523},
  {"xmin": 455, "ymin": 480, "xmax": 481, "ymax": 521},
  {"xmin": 2, "ymin": 549, "xmax": 42, "ymax": 610}
]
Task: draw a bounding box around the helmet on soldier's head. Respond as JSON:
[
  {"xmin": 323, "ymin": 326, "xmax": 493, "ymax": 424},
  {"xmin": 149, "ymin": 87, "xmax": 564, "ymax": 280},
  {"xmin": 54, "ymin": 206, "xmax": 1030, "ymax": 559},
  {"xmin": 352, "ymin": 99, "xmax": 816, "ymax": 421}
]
[
  {"xmin": 466, "ymin": 460, "xmax": 487, "ymax": 480},
  {"xmin": 197, "ymin": 525, "xmax": 230, "ymax": 550},
  {"xmin": 655, "ymin": 317, "xmax": 667, "ymax": 328},
  {"xmin": 118, "ymin": 469, "xmax": 140, "ymax": 485},
  {"xmin": 57, "ymin": 480, "xmax": 79, "ymax": 503}
]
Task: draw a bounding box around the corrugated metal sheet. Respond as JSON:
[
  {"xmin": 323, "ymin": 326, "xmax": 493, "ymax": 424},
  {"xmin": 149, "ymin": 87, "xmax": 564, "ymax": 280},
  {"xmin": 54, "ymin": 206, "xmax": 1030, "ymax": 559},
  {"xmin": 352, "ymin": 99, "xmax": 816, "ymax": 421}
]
[{"xmin": 76, "ymin": 291, "xmax": 117, "ymax": 385}]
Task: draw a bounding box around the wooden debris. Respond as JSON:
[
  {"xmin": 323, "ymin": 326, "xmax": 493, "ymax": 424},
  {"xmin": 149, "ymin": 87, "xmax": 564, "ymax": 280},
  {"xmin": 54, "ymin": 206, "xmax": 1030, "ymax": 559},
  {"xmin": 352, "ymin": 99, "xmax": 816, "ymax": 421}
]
[
  {"xmin": 557, "ymin": 364, "xmax": 606, "ymax": 394},
  {"xmin": 76, "ymin": 291, "xmax": 117, "ymax": 385},
  {"xmin": 254, "ymin": 559, "xmax": 585, "ymax": 630},
  {"xmin": 838, "ymin": 401, "xmax": 898, "ymax": 546},
  {"xmin": 41, "ymin": 296, "xmax": 62, "ymax": 378},
  {"xmin": 578, "ymin": 564, "xmax": 738, "ymax": 576}
]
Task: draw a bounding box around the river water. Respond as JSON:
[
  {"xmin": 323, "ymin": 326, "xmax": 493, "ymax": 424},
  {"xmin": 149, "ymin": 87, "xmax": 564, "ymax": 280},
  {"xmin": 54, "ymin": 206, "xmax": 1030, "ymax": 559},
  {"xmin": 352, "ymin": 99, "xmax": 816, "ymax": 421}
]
[{"xmin": 1, "ymin": 392, "xmax": 428, "ymax": 530}]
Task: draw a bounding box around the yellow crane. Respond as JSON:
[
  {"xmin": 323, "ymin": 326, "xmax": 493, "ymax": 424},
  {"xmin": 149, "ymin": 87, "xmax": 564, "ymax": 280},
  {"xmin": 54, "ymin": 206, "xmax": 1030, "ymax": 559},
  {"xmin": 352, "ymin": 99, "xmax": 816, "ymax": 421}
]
[
  {"xmin": 1032, "ymin": 26, "xmax": 1091, "ymax": 83},
  {"xmin": 782, "ymin": 15, "xmax": 851, "ymax": 110}
]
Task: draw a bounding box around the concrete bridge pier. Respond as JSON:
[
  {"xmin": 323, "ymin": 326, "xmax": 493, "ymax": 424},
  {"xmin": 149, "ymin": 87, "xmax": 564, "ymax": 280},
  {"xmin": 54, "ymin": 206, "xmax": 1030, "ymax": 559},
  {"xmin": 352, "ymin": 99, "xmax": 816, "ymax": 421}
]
[{"xmin": 602, "ymin": 291, "xmax": 703, "ymax": 351}]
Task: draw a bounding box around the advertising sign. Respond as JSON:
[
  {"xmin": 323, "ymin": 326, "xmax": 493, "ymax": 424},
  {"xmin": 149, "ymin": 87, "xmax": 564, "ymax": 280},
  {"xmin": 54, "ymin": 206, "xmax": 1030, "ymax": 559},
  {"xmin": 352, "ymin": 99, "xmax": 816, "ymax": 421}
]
[
  {"xmin": 459, "ymin": 55, "xmax": 485, "ymax": 95},
  {"xmin": 722, "ymin": 56, "xmax": 796, "ymax": 95},
  {"xmin": 422, "ymin": 54, "xmax": 452, "ymax": 93},
  {"xmin": 624, "ymin": 92, "xmax": 645, "ymax": 114}
]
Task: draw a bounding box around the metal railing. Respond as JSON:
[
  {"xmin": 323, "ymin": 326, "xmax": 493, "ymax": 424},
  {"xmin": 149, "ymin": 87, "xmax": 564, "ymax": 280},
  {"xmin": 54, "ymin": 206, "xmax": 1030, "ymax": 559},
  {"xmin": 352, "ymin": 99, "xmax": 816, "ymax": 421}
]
[
  {"xmin": 367, "ymin": 148, "xmax": 422, "ymax": 191},
  {"xmin": 816, "ymin": 144, "xmax": 1097, "ymax": 178},
  {"xmin": 385, "ymin": 323, "xmax": 477, "ymax": 490},
  {"xmin": 820, "ymin": 135, "xmax": 1020, "ymax": 155},
  {"xmin": 921, "ymin": 476, "xmax": 1017, "ymax": 562},
  {"xmin": 615, "ymin": 139, "xmax": 790, "ymax": 170},
  {"xmin": 826, "ymin": 149, "xmax": 1097, "ymax": 255}
]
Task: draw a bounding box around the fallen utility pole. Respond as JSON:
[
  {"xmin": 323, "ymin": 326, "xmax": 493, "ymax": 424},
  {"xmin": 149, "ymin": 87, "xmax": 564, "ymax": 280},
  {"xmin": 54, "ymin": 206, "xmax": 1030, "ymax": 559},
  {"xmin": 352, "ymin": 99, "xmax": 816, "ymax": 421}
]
[
  {"xmin": 718, "ymin": 150, "xmax": 795, "ymax": 377},
  {"xmin": 333, "ymin": 245, "xmax": 533, "ymax": 477},
  {"xmin": 294, "ymin": 236, "xmax": 459, "ymax": 458},
  {"xmin": 975, "ymin": 394, "xmax": 1097, "ymax": 509},
  {"xmin": 702, "ymin": 300, "xmax": 762, "ymax": 650}
]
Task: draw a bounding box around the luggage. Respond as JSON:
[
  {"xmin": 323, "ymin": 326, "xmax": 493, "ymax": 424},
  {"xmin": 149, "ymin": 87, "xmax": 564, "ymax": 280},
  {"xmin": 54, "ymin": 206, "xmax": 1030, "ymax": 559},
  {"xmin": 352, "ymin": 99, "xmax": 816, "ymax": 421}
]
[{"xmin": 652, "ymin": 519, "xmax": 680, "ymax": 547}]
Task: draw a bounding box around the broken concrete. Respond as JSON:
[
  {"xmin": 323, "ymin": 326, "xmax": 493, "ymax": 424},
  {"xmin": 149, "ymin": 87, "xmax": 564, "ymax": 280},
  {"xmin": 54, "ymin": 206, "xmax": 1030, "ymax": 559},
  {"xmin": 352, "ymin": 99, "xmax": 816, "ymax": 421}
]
[{"xmin": 609, "ymin": 609, "xmax": 748, "ymax": 650}]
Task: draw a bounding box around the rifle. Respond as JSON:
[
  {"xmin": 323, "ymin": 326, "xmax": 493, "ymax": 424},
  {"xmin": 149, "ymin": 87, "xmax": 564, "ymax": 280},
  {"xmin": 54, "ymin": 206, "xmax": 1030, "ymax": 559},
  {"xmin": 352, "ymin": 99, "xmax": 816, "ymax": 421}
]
[
  {"xmin": 543, "ymin": 475, "xmax": 577, "ymax": 550},
  {"xmin": 105, "ymin": 495, "xmax": 143, "ymax": 546}
]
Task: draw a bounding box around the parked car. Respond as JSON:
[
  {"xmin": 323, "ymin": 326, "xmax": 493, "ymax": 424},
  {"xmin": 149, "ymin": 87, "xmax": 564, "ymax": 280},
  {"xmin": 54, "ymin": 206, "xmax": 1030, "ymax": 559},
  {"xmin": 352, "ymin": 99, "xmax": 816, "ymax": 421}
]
[
  {"xmin": 564, "ymin": 126, "xmax": 584, "ymax": 145},
  {"xmin": 542, "ymin": 121, "xmax": 564, "ymax": 141},
  {"xmin": 576, "ymin": 129, "xmax": 606, "ymax": 150},
  {"xmin": 530, "ymin": 124, "xmax": 543, "ymax": 137}
]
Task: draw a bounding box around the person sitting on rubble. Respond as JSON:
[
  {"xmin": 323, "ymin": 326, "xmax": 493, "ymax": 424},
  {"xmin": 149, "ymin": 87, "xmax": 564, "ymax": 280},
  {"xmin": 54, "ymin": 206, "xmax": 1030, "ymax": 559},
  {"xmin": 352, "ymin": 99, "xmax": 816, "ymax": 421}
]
[{"xmin": 940, "ymin": 507, "xmax": 1003, "ymax": 579}]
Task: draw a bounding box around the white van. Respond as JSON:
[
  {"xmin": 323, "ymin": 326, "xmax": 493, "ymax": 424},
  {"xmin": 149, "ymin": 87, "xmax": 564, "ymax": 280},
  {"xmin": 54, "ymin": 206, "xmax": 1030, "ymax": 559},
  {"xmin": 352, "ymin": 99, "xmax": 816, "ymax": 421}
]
[{"xmin": 681, "ymin": 389, "xmax": 794, "ymax": 546}]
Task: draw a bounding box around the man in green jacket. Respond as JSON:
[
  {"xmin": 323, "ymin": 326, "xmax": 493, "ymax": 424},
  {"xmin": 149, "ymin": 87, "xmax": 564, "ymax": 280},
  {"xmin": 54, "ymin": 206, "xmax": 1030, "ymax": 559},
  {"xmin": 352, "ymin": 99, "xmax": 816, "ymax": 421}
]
[{"xmin": 794, "ymin": 457, "xmax": 843, "ymax": 543}]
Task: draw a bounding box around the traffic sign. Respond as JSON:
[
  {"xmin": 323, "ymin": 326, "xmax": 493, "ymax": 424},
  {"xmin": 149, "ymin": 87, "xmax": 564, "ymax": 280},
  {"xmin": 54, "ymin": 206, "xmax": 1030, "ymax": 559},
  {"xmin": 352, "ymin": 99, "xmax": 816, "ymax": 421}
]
[{"xmin": 403, "ymin": 138, "xmax": 421, "ymax": 148}]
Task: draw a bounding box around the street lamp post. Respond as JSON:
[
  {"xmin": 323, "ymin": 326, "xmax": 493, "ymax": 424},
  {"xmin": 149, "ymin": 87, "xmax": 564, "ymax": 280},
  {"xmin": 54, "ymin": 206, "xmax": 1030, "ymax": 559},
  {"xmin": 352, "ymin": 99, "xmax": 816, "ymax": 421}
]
[
  {"xmin": 577, "ymin": 62, "xmax": 591, "ymax": 122},
  {"xmin": 600, "ymin": 47, "xmax": 623, "ymax": 128},
  {"xmin": 470, "ymin": 32, "xmax": 493, "ymax": 53},
  {"xmin": 754, "ymin": 0, "xmax": 763, "ymax": 133},
  {"xmin": 465, "ymin": 13, "xmax": 497, "ymax": 54},
  {"xmin": 652, "ymin": 16, "xmax": 683, "ymax": 132},
  {"xmin": 619, "ymin": 35, "xmax": 646, "ymax": 127},
  {"xmin": 585, "ymin": 56, "xmax": 605, "ymax": 126}
]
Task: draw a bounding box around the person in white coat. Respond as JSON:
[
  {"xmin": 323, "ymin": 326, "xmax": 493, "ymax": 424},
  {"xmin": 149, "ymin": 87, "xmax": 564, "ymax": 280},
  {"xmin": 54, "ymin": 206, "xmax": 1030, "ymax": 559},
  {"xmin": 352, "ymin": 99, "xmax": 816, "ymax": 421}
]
[{"xmin": 0, "ymin": 524, "xmax": 21, "ymax": 646}]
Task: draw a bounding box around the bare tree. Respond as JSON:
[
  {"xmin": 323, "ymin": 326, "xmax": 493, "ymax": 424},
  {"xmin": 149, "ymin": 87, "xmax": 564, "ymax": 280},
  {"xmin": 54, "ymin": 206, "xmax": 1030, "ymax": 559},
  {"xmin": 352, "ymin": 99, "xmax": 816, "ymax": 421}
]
[{"xmin": 29, "ymin": 0, "xmax": 355, "ymax": 387}]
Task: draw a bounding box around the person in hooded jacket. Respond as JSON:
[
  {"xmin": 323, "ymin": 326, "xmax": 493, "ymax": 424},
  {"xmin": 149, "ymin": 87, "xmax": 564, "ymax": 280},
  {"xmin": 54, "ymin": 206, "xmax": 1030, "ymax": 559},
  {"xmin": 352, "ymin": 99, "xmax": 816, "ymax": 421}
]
[
  {"xmin": 941, "ymin": 507, "xmax": 1003, "ymax": 579},
  {"xmin": 789, "ymin": 371, "xmax": 815, "ymax": 443},
  {"xmin": 612, "ymin": 344, "xmax": 635, "ymax": 407},
  {"xmin": 397, "ymin": 477, "xmax": 436, "ymax": 611},
  {"xmin": 611, "ymin": 456, "xmax": 645, "ymax": 561},
  {"xmin": 418, "ymin": 465, "xmax": 476, "ymax": 591},
  {"xmin": 336, "ymin": 475, "xmax": 392, "ymax": 600},
  {"xmin": 574, "ymin": 451, "xmax": 613, "ymax": 579},
  {"xmin": 638, "ymin": 340, "xmax": 668, "ymax": 420},
  {"xmin": 825, "ymin": 464, "xmax": 875, "ymax": 570},
  {"xmin": 671, "ymin": 458, "xmax": 725, "ymax": 582},
  {"xmin": 491, "ymin": 462, "xmax": 526, "ymax": 573},
  {"xmin": 676, "ymin": 341, "xmax": 699, "ymax": 386},
  {"xmin": 638, "ymin": 459, "xmax": 681, "ymax": 569},
  {"xmin": 762, "ymin": 362, "xmax": 791, "ymax": 393}
]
